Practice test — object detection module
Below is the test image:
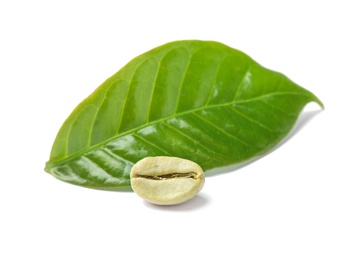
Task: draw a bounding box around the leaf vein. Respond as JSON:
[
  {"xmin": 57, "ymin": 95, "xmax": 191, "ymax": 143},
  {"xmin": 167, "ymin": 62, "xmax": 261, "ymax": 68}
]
[
  {"xmin": 260, "ymin": 99, "xmax": 295, "ymax": 117},
  {"xmin": 162, "ymin": 121, "xmax": 228, "ymax": 162},
  {"xmin": 145, "ymin": 58, "xmax": 162, "ymax": 123},
  {"xmin": 230, "ymin": 106, "xmax": 273, "ymax": 132},
  {"xmin": 64, "ymin": 104, "xmax": 93, "ymax": 156},
  {"xmin": 115, "ymin": 57, "xmax": 154, "ymax": 135},
  {"xmin": 82, "ymin": 155, "xmax": 119, "ymax": 180},
  {"xmin": 133, "ymin": 133, "xmax": 171, "ymax": 156},
  {"xmin": 87, "ymin": 91, "xmax": 107, "ymax": 146},
  {"xmin": 205, "ymin": 55, "xmax": 228, "ymax": 105},
  {"xmin": 101, "ymin": 147, "xmax": 135, "ymax": 165},
  {"xmin": 51, "ymin": 164, "xmax": 91, "ymax": 184},
  {"xmin": 173, "ymin": 47, "xmax": 204, "ymax": 113},
  {"xmin": 232, "ymin": 63, "xmax": 250, "ymax": 101},
  {"xmin": 193, "ymin": 112, "xmax": 251, "ymax": 147}
]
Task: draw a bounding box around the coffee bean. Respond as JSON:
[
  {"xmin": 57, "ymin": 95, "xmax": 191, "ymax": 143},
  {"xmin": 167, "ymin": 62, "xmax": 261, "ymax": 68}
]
[{"xmin": 130, "ymin": 156, "xmax": 205, "ymax": 205}]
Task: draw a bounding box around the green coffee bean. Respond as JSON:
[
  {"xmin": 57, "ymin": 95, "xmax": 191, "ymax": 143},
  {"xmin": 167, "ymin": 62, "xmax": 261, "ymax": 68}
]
[{"xmin": 130, "ymin": 156, "xmax": 205, "ymax": 205}]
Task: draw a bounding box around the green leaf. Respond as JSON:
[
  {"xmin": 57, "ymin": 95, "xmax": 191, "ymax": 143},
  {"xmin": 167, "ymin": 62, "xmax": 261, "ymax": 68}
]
[{"xmin": 45, "ymin": 40, "xmax": 323, "ymax": 189}]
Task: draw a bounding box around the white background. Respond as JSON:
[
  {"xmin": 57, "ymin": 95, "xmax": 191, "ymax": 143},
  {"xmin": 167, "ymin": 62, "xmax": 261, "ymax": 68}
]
[{"xmin": 1, "ymin": 0, "xmax": 347, "ymax": 259}]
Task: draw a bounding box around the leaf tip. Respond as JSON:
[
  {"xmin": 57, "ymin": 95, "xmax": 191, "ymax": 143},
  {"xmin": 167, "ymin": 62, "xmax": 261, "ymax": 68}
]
[{"xmin": 314, "ymin": 96, "xmax": 325, "ymax": 110}]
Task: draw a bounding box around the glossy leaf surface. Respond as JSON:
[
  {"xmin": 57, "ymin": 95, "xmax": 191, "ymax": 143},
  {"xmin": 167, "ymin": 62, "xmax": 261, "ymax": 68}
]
[{"xmin": 45, "ymin": 40, "xmax": 323, "ymax": 189}]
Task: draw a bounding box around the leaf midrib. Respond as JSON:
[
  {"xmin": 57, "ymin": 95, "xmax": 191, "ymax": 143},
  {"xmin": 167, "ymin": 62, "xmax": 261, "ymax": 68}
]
[{"xmin": 45, "ymin": 91, "xmax": 311, "ymax": 169}]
